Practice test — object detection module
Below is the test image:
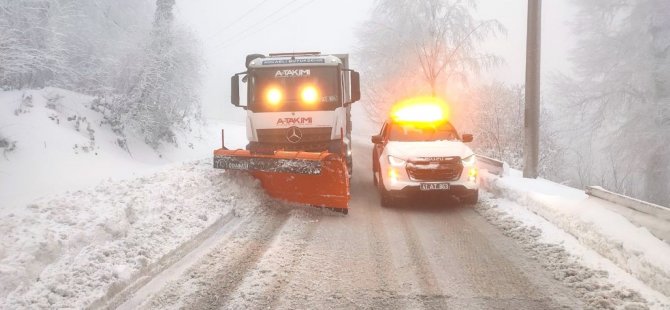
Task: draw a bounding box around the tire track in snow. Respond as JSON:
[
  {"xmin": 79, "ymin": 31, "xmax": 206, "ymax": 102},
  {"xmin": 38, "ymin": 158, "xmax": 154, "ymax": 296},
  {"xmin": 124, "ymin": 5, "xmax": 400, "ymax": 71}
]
[
  {"xmin": 366, "ymin": 205, "xmax": 401, "ymax": 304},
  {"xmin": 223, "ymin": 210, "xmax": 321, "ymax": 309},
  {"xmin": 144, "ymin": 208, "xmax": 292, "ymax": 309},
  {"xmin": 397, "ymin": 210, "xmax": 445, "ymax": 308},
  {"xmin": 113, "ymin": 211, "xmax": 241, "ymax": 309},
  {"xmin": 424, "ymin": 205, "xmax": 569, "ymax": 309},
  {"xmin": 350, "ymin": 142, "xmax": 413, "ymax": 309}
]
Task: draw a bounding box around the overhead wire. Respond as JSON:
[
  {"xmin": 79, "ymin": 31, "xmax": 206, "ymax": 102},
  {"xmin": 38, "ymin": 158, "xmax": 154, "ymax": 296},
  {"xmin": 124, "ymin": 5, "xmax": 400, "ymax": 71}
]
[
  {"xmin": 203, "ymin": 0, "xmax": 273, "ymax": 41},
  {"xmin": 207, "ymin": 0, "xmax": 302, "ymax": 48},
  {"xmin": 208, "ymin": 0, "xmax": 316, "ymax": 50}
]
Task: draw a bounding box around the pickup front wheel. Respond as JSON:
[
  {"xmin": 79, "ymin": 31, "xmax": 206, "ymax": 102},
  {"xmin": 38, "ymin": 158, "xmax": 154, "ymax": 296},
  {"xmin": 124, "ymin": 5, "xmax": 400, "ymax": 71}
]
[
  {"xmin": 462, "ymin": 189, "xmax": 479, "ymax": 205},
  {"xmin": 376, "ymin": 171, "xmax": 394, "ymax": 207}
]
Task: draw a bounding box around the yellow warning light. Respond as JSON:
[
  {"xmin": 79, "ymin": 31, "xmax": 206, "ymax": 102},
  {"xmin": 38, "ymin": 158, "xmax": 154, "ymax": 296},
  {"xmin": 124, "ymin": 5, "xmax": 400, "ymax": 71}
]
[
  {"xmin": 266, "ymin": 87, "xmax": 283, "ymax": 106},
  {"xmin": 390, "ymin": 97, "xmax": 450, "ymax": 124},
  {"xmin": 301, "ymin": 85, "xmax": 319, "ymax": 104}
]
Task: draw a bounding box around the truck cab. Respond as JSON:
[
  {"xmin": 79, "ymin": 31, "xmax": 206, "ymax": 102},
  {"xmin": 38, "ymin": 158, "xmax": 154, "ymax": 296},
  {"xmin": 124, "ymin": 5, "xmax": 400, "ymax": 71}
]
[{"xmin": 230, "ymin": 52, "xmax": 360, "ymax": 174}]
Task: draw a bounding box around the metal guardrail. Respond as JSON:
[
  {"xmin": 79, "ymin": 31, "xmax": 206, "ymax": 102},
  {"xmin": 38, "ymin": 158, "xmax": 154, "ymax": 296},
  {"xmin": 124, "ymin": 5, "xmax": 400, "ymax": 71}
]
[
  {"xmin": 585, "ymin": 186, "xmax": 670, "ymax": 221},
  {"xmin": 476, "ymin": 155, "xmax": 505, "ymax": 176}
]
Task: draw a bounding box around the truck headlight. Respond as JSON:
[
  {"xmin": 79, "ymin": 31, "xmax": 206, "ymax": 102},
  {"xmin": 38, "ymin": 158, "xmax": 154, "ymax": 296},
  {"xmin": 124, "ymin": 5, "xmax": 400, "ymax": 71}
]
[
  {"xmin": 461, "ymin": 155, "xmax": 476, "ymax": 167},
  {"xmin": 301, "ymin": 85, "xmax": 319, "ymax": 104},
  {"xmin": 265, "ymin": 87, "xmax": 283, "ymax": 106},
  {"xmin": 387, "ymin": 155, "xmax": 406, "ymax": 167}
]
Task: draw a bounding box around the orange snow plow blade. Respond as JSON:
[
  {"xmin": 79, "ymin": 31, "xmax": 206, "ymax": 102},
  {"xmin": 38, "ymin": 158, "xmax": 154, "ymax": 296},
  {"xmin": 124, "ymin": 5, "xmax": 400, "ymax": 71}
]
[{"xmin": 213, "ymin": 148, "xmax": 350, "ymax": 211}]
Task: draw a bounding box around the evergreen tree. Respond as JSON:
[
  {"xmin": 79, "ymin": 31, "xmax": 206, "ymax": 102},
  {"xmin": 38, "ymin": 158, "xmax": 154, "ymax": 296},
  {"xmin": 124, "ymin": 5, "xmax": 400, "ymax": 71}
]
[{"xmin": 553, "ymin": 0, "xmax": 670, "ymax": 205}]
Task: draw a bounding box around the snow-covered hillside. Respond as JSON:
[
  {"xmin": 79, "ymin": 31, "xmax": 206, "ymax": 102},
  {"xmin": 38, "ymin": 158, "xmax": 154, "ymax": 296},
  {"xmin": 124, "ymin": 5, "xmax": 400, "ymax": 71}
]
[
  {"xmin": 0, "ymin": 88, "xmax": 245, "ymax": 213},
  {"xmin": 0, "ymin": 87, "xmax": 255, "ymax": 307},
  {"xmin": 0, "ymin": 160, "xmax": 267, "ymax": 308}
]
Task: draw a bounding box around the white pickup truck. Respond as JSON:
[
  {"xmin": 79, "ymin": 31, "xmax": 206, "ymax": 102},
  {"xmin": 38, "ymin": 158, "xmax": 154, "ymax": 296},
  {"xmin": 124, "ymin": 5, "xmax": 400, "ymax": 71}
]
[{"xmin": 371, "ymin": 101, "xmax": 479, "ymax": 206}]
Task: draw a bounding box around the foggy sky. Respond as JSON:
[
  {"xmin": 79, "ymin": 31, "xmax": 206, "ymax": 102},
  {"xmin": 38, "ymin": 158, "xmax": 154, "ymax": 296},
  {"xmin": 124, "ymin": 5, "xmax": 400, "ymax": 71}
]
[{"xmin": 175, "ymin": 0, "xmax": 575, "ymax": 121}]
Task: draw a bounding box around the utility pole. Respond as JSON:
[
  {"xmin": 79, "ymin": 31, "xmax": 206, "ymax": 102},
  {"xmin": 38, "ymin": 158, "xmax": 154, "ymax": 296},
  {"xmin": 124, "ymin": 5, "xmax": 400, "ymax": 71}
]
[{"xmin": 524, "ymin": 0, "xmax": 541, "ymax": 178}]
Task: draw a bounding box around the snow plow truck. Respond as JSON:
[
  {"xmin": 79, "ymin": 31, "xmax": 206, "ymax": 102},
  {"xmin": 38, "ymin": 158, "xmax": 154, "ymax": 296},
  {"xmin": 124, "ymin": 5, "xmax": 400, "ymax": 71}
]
[{"xmin": 213, "ymin": 52, "xmax": 361, "ymax": 214}]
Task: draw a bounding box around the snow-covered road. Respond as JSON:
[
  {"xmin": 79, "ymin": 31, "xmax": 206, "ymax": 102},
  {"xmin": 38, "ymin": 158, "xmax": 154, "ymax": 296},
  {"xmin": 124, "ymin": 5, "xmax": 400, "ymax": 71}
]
[{"xmin": 112, "ymin": 142, "xmax": 658, "ymax": 309}]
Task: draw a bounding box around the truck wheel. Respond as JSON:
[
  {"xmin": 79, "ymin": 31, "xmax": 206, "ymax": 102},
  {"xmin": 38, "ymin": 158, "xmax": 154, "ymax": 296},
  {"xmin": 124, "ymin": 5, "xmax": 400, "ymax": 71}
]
[{"xmin": 462, "ymin": 189, "xmax": 479, "ymax": 205}]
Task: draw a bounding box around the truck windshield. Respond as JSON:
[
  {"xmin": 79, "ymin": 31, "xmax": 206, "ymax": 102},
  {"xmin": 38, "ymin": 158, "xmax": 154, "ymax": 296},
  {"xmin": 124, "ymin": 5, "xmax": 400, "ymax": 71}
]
[
  {"xmin": 249, "ymin": 67, "xmax": 340, "ymax": 112},
  {"xmin": 389, "ymin": 122, "xmax": 459, "ymax": 142}
]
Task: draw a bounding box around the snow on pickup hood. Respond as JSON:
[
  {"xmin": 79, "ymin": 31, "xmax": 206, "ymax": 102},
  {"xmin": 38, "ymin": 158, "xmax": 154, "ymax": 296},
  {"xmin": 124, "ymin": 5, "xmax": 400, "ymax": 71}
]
[{"xmin": 386, "ymin": 140, "xmax": 474, "ymax": 160}]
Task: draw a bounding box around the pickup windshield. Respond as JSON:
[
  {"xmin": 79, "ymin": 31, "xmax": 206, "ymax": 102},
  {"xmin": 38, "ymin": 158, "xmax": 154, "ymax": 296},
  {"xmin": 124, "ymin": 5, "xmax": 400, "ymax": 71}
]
[
  {"xmin": 249, "ymin": 67, "xmax": 340, "ymax": 112},
  {"xmin": 388, "ymin": 121, "xmax": 459, "ymax": 142}
]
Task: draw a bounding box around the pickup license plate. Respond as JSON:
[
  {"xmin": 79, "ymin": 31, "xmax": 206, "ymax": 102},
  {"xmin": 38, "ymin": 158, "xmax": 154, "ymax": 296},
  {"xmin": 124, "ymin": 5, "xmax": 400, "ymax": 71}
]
[{"xmin": 420, "ymin": 183, "xmax": 450, "ymax": 191}]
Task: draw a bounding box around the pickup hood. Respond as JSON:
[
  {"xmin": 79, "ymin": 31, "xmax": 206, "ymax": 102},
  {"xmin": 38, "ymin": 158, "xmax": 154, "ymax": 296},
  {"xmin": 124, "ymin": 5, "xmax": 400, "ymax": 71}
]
[{"xmin": 386, "ymin": 140, "xmax": 474, "ymax": 160}]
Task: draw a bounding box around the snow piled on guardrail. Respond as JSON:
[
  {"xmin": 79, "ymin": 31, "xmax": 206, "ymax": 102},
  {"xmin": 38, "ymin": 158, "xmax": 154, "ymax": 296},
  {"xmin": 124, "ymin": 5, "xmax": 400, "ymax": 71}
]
[
  {"xmin": 0, "ymin": 160, "xmax": 265, "ymax": 308},
  {"xmin": 480, "ymin": 169, "xmax": 670, "ymax": 298}
]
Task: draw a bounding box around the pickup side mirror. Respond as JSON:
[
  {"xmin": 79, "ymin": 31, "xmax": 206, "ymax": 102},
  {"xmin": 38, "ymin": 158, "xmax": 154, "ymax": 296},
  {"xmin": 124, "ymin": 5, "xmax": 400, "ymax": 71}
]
[
  {"xmin": 462, "ymin": 134, "xmax": 473, "ymax": 143},
  {"xmin": 231, "ymin": 74, "xmax": 240, "ymax": 107},
  {"xmin": 371, "ymin": 135, "xmax": 382, "ymax": 144},
  {"xmin": 350, "ymin": 71, "xmax": 361, "ymax": 103}
]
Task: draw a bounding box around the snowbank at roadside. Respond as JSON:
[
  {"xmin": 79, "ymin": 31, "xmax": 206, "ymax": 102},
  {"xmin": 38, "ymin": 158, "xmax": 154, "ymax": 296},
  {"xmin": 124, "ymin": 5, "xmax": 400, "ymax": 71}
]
[
  {"xmin": 480, "ymin": 170, "xmax": 670, "ymax": 298},
  {"xmin": 0, "ymin": 88, "xmax": 256, "ymax": 307},
  {"xmin": 477, "ymin": 194, "xmax": 669, "ymax": 309},
  {"xmin": 0, "ymin": 87, "xmax": 246, "ymax": 214},
  {"xmin": 0, "ymin": 160, "xmax": 265, "ymax": 308}
]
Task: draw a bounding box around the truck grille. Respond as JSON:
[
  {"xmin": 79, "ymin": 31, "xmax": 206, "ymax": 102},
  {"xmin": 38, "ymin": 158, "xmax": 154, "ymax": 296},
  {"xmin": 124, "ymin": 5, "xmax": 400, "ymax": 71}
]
[
  {"xmin": 249, "ymin": 141, "xmax": 332, "ymax": 153},
  {"xmin": 406, "ymin": 157, "xmax": 463, "ymax": 181},
  {"xmin": 256, "ymin": 127, "xmax": 332, "ymax": 144},
  {"xmin": 252, "ymin": 127, "xmax": 333, "ymax": 153}
]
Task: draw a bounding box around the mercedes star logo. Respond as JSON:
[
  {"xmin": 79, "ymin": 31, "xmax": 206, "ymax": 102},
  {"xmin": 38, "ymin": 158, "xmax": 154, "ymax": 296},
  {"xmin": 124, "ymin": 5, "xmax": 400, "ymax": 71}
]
[{"xmin": 286, "ymin": 126, "xmax": 303, "ymax": 143}]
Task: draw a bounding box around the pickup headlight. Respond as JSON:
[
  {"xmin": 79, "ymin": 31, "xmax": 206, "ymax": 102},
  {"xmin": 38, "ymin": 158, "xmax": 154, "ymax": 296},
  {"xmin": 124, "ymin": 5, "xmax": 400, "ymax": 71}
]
[
  {"xmin": 461, "ymin": 155, "xmax": 476, "ymax": 167},
  {"xmin": 387, "ymin": 155, "xmax": 406, "ymax": 167}
]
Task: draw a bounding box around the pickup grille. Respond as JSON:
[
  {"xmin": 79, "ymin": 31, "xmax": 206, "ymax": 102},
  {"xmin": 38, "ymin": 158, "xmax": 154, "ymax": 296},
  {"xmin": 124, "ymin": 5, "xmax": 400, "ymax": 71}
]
[{"xmin": 406, "ymin": 157, "xmax": 463, "ymax": 181}]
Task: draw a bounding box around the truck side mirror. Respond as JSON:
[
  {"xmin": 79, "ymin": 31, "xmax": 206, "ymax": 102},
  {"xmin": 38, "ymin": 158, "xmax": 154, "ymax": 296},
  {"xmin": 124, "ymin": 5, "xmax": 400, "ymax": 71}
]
[
  {"xmin": 371, "ymin": 135, "xmax": 382, "ymax": 144},
  {"xmin": 350, "ymin": 71, "xmax": 361, "ymax": 103},
  {"xmin": 231, "ymin": 74, "xmax": 240, "ymax": 107},
  {"xmin": 462, "ymin": 134, "xmax": 473, "ymax": 143}
]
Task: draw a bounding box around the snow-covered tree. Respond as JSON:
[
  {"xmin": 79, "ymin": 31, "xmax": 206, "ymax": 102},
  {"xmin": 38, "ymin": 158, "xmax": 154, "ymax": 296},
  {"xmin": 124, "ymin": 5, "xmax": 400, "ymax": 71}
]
[
  {"xmin": 0, "ymin": 0, "xmax": 71, "ymax": 88},
  {"xmin": 464, "ymin": 83, "xmax": 524, "ymax": 167},
  {"xmin": 552, "ymin": 0, "xmax": 670, "ymax": 205},
  {"xmin": 120, "ymin": 0, "xmax": 202, "ymax": 147},
  {"xmin": 461, "ymin": 82, "xmax": 563, "ymax": 178},
  {"xmin": 0, "ymin": 0, "xmax": 203, "ymax": 149},
  {"xmin": 0, "ymin": 0, "xmax": 154, "ymax": 91},
  {"xmin": 356, "ymin": 0, "xmax": 504, "ymax": 123}
]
